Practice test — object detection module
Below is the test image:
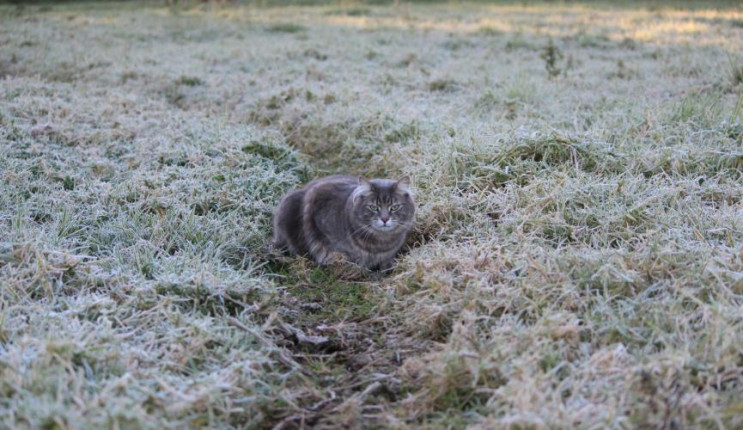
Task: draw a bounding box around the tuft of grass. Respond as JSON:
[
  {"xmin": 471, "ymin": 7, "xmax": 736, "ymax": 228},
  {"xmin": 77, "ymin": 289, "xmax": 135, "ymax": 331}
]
[
  {"xmin": 478, "ymin": 26, "xmax": 503, "ymax": 36},
  {"xmin": 728, "ymin": 56, "xmax": 743, "ymax": 87},
  {"xmin": 541, "ymin": 38, "xmax": 565, "ymax": 78},
  {"xmin": 440, "ymin": 38, "xmax": 474, "ymax": 51},
  {"xmin": 304, "ymin": 48, "xmax": 328, "ymax": 60},
  {"xmin": 473, "ymin": 90, "xmax": 500, "ymax": 114},
  {"xmin": 668, "ymin": 92, "xmax": 725, "ymax": 129},
  {"xmin": 175, "ymin": 75, "xmax": 203, "ymax": 87},
  {"xmin": 326, "ymin": 8, "xmax": 371, "ymax": 17},
  {"xmin": 575, "ymin": 31, "xmax": 612, "ymax": 48},
  {"xmin": 62, "ymin": 175, "xmax": 74, "ymax": 190},
  {"xmin": 429, "ymin": 78, "xmax": 457, "ymax": 92},
  {"xmin": 266, "ymin": 23, "xmax": 306, "ymax": 33},
  {"xmin": 505, "ymin": 33, "xmax": 535, "ymax": 51},
  {"xmin": 609, "ymin": 59, "xmax": 637, "ymax": 80}
]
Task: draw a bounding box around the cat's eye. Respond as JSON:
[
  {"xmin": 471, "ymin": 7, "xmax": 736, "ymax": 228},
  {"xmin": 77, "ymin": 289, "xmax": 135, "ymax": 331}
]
[
  {"xmin": 390, "ymin": 204, "xmax": 402, "ymax": 212},
  {"xmin": 367, "ymin": 204, "xmax": 379, "ymax": 212}
]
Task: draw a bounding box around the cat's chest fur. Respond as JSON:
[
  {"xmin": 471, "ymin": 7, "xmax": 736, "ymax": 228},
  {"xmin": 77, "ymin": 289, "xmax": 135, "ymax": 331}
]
[{"xmin": 338, "ymin": 232, "xmax": 405, "ymax": 267}]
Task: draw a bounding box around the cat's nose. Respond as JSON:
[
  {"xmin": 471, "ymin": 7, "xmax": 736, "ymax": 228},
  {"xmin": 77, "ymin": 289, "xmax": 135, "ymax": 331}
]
[{"xmin": 380, "ymin": 216, "xmax": 390, "ymax": 224}]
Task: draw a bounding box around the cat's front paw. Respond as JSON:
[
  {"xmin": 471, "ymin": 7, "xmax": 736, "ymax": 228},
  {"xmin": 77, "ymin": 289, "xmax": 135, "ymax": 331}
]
[
  {"xmin": 327, "ymin": 253, "xmax": 368, "ymax": 280},
  {"xmin": 329, "ymin": 252, "xmax": 348, "ymax": 265},
  {"xmin": 315, "ymin": 251, "xmax": 343, "ymax": 266}
]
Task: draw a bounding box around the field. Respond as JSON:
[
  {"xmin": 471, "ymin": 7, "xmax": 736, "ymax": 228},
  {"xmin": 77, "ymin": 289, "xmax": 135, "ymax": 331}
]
[{"xmin": 1, "ymin": 0, "xmax": 743, "ymax": 428}]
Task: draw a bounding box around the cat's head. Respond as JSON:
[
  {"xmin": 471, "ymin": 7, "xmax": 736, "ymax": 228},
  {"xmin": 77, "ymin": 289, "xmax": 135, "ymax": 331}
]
[{"xmin": 351, "ymin": 176, "xmax": 415, "ymax": 233}]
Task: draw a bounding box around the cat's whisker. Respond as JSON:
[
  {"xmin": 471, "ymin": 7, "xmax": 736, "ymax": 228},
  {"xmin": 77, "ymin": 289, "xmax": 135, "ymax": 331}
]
[{"xmin": 350, "ymin": 224, "xmax": 372, "ymax": 237}]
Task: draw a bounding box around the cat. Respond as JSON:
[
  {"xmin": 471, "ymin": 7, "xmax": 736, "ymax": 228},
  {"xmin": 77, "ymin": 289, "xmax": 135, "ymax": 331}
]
[{"xmin": 272, "ymin": 175, "xmax": 415, "ymax": 270}]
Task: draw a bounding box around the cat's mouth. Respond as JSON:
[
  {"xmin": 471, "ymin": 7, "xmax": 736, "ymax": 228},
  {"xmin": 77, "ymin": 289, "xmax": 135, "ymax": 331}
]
[{"xmin": 373, "ymin": 221, "xmax": 398, "ymax": 232}]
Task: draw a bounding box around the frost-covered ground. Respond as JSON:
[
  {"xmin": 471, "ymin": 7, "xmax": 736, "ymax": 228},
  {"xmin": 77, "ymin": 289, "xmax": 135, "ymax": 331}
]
[{"xmin": 1, "ymin": 1, "xmax": 743, "ymax": 428}]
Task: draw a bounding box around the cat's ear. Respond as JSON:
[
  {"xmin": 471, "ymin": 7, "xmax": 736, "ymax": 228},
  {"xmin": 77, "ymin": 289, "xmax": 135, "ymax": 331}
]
[
  {"xmin": 395, "ymin": 175, "xmax": 411, "ymax": 191},
  {"xmin": 358, "ymin": 177, "xmax": 372, "ymax": 188},
  {"xmin": 353, "ymin": 177, "xmax": 373, "ymax": 204}
]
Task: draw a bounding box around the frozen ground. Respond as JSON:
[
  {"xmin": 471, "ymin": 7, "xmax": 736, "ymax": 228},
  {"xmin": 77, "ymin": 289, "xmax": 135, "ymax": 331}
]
[{"xmin": 1, "ymin": 1, "xmax": 743, "ymax": 428}]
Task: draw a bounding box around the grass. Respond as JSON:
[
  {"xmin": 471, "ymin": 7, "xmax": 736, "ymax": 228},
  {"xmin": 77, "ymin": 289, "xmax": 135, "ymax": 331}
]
[
  {"xmin": 266, "ymin": 23, "xmax": 307, "ymax": 33},
  {"xmin": 1, "ymin": 0, "xmax": 743, "ymax": 428}
]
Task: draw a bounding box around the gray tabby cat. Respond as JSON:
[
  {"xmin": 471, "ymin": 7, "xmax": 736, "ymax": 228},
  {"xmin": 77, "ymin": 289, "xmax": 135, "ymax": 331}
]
[{"xmin": 273, "ymin": 175, "xmax": 415, "ymax": 270}]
